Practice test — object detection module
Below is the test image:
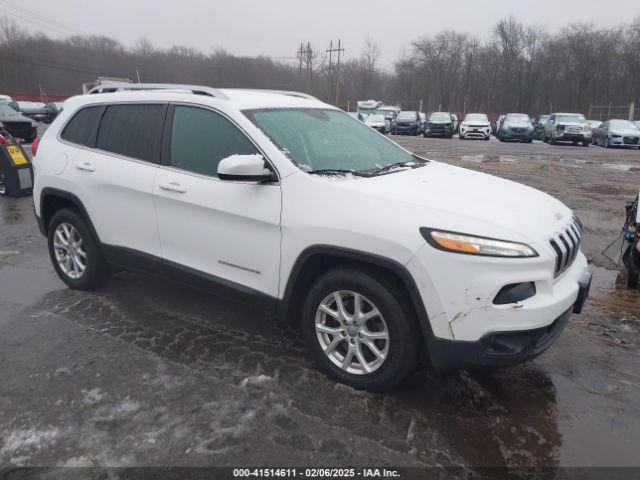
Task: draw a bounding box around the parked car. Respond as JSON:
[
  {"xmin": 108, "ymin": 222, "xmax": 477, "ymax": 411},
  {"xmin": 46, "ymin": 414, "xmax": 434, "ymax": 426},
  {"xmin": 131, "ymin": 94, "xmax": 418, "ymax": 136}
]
[
  {"xmin": 365, "ymin": 113, "xmax": 389, "ymax": 134},
  {"xmin": 33, "ymin": 85, "xmax": 592, "ymax": 391},
  {"xmin": 376, "ymin": 106, "xmax": 400, "ymax": 121},
  {"xmin": 497, "ymin": 113, "xmax": 534, "ymax": 143},
  {"xmin": 543, "ymin": 113, "xmax": 592, "ymax": 146},
  {"xmin": 423, "ymin": 112, "xmax": 454, "ymax": 138},
  {"xmin": 459, "ymin": 113, "xmax": 491, "ymax": 140},
  {"xmin": 450, "ymin": 114, "xmax": 459, "ymax": 133},
  {"xmin": 347, "ymin": 112, "xmax": 365, "ymax": 121},
  {"xmin": 0, "ymin": 94, "xmax": 12, "ymax": 103},
  {"xmin": 532, "ymin": 115, "xmax": 549, "ymax": 140},
  {"xmin": 592, "ymin": 119, "xmax": 640, "ymax": 149},
  {"xmin": 587, "ymin": 120, "xmax": 602, "ymax": 134},
  {"xmin": 43, "ymin": 102, "xmax": 64, "ymax": 123},
  {"xmin": 634, "ymin": 121, "xmax": 640, "ymax": 130},
  {"xmin": 418, "ymin": 112, "xmax": 427, "ymax": 133},
  {"xmin": 0, "ymin": 103, "xmax": 38, "ymax": 143},
  {"xmin": 14, "ymin": 101, "xmax": 49, "ymax": 123},
  {"xmin": 390, "ymin": 110, "xmax": 421, "ymax": 135},
  {"xmin": 492, "ymin": 115, "xmax": 505, "ymax": 136}
]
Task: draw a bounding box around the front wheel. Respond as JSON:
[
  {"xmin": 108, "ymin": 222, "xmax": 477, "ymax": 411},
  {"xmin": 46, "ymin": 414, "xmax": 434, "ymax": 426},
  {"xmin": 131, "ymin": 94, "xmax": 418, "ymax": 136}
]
[
  {"xmin": 582, "ymin": 140, "xmax": 590, "ymax": 147},
  {"xmin": 604, "ymin": 137, "xmax": 610, "ymax": 148},
  {"xmin": 301, "ymin": 269, "xmax": 420, "ymax": 391},
  {"xmin": 47, "ymin": 208, "xmax": 109, "ymax": 290}
]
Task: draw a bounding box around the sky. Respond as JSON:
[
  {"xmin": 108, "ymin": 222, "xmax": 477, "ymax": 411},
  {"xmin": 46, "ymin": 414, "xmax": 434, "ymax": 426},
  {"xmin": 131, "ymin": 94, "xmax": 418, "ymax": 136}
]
[{"xmin": 12, "ymin": 0, "xmax": 640, "ymax": 68}]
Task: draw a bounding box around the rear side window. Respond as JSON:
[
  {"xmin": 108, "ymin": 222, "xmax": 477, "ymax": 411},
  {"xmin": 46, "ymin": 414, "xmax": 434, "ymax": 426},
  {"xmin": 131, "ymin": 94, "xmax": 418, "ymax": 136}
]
[
  {"xmin": 169, "ymin": 106, "xmax": 257, "ymax": 177},
  {"xmin": 96, "ymin": 104, "xmax": 166, "ymax": 163},
  {"xmin": 60, "ymin": 106, "xmax": 102, "ymax": 146}
]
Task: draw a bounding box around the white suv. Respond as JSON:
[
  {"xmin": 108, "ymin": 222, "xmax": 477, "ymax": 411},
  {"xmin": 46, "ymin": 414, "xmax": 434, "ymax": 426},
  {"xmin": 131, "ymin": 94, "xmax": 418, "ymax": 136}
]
[
  {"xmin": 33, "ymin": 85, "xmax": 592, "ymax": 391},
  {"xmin": 459, "ymin": 113, "xmax": 491, "ymax": 140}
]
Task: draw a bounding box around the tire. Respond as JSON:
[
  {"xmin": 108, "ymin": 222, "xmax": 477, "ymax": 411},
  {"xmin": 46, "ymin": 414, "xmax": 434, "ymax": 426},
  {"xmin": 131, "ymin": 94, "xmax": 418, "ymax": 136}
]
[
  {"xmin": 484, "ymin": 135, "xmax": 490, "ymax": 141},
  {"xmin": 625, "ymin": 245, "xmax": 639, "ymax": 289},
  {"xmin": 458, "ymin": 135, "xmax": 464, "ymax": 140},
  {"xmin": 604, "ymin": 137, "xmax": 610, "ymax": 148},
  {"xmin": 47, "ymin": 208, "xmax": 109, "ymax": 290},
  {"xmin": 582, "ymin": 140, "xmax": 590, "ymax": 147},
  {"xmin": 423, "ymin": 133, "xmax": 429, "ymax": 138},
  {"xmin": 301, "ymin": 268, "xmax": 421, "ymax": 392},
  {"xmin": 448, "ymin": 134, "xmax": 453, "ymax": 139},
  {"xmin": 0, "ymin": 173, "xmax": 7, "ymax": 197}
]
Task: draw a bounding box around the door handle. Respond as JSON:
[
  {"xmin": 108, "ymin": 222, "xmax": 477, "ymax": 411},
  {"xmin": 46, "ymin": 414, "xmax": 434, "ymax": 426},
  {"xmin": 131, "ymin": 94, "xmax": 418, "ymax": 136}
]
[
  {"xmin": 75, "ymin": 162, "xmax": 95, "ymax": 172},
  {"xmin": 159, "ymin": 182, "xmax": 187, "ymax": 193}
]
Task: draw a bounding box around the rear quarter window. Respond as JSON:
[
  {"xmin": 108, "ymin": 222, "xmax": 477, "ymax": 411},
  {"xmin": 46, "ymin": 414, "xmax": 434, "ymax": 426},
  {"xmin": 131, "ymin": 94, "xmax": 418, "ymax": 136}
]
[
  {"xmin": 96, "ymin": 104, "xmax": 166, "ymax": 163},
  {"xmin": 60, "ymin": 106, "xmax": 102, "ymax": 146}
]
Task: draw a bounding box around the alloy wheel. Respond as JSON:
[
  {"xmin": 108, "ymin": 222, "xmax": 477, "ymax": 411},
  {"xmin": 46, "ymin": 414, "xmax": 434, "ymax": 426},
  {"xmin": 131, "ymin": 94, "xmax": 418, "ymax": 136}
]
[
  {"xmin": 53, "ymin": 222, "xmax": 87, "ymax": 279},
  {"xmin": 315, "ymin": 290, "xmax": 389, "ymax": 375}
]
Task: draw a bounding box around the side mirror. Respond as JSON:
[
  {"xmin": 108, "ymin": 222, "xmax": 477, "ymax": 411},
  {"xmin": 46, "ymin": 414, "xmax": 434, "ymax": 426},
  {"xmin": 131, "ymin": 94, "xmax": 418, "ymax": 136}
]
[{"xmin": 218, "ymin": 154, "xmax": 276, "ymax": 182}]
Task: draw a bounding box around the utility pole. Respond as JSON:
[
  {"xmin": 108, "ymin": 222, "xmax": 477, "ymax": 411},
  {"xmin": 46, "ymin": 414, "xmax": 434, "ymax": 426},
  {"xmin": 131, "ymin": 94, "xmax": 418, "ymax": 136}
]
[
  {"xmin": 305, "ymin": 42, "xmax": 313, "ymax": 94},
  {"xmin": 326, "ymin": 39, "xmax": 344, "ymax": 106},
  {"xmin": 297, "ymin": 43, "xmax": 305, "ymax": 91}
]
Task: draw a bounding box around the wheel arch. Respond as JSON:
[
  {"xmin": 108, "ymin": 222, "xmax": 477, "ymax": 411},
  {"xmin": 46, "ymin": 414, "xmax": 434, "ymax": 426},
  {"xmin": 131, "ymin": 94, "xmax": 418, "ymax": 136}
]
[
  {"xmin": 40, "ymin": 187, "xmax": 101, "ymax": 244},
  {"xmin": 278, "ymin": 245, "xmax": 432, "ymax": 336}
]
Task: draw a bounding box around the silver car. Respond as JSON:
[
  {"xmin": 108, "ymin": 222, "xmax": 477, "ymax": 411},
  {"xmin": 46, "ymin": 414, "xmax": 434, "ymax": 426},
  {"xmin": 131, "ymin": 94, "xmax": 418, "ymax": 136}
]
[
  {"xmin": 593, "ymin": 119, "xmax": 640, "ymax": 149},
  {"xmin": 543, "ymin": 113, "xmax": 592, "ymax": 146}
]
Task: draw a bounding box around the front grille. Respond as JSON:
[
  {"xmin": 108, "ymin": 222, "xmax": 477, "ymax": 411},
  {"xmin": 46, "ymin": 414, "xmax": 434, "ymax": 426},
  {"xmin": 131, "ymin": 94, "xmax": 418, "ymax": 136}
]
[
  {"xmin": 467, "ymin": 124, "xmax": 486, "ymax": 128},
  {"xmin": 549, "ymin": 216, "xmax": 582, "ymax": 277},
  {"xmin": 623, "ymin": 136, "xmax": 639, "ymax": 145}
]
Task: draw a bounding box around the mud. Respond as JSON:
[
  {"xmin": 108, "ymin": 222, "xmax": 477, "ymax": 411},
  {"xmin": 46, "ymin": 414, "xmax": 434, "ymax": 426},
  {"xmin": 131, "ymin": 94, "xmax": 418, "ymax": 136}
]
[{"xmin": 0, "ymin": 136, "xmax": 639, "ymax": 472}]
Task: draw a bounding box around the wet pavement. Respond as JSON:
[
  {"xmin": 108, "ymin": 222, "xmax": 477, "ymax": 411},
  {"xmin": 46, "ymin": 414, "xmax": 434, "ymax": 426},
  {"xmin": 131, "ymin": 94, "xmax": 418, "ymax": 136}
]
[{"xmin": 0, "ymin": 134, "xmax": 639, "ymax": 472}]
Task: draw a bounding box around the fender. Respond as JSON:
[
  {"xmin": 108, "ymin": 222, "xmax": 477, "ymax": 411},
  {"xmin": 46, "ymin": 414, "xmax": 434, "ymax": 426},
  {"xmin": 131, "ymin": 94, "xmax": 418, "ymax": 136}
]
[
  {"xmin": 39, "ymin": 187, "xmax": 101, "ymax": 244},
  {"xmin": 279, "ymin": 245, "xmax": 432, "ymax": 335}
]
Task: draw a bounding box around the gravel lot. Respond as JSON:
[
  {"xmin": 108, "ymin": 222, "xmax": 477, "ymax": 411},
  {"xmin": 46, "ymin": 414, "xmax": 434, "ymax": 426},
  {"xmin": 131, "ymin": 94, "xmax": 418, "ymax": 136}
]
[{"xmin": 1, "ymin": 132, "xmax": 639, "ymax": 473}]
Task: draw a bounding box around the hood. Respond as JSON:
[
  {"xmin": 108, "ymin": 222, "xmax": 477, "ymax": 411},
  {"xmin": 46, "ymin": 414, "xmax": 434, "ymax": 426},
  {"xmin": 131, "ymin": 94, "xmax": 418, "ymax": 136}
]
[
  {"xmin": 0, "ymin": 113, "xmax": 35, "ymax": 123},
  {"xmin": 610, "ymin": 127, "xmax": 640, "ymax": 136},
  {"xmin": 332, "ymin": 161, "xmax": 572, "ymax": 246}
]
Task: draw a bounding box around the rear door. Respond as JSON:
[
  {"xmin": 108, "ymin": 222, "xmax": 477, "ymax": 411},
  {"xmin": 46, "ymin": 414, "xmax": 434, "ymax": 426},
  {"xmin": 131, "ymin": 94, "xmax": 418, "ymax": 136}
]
[
  {"xmin": 153, "ymin": 104, "xmax": 282, "ymax": 300},
  {"xmin": 69, "ymin": 103, "xmax": 166, "ymax": 258}
]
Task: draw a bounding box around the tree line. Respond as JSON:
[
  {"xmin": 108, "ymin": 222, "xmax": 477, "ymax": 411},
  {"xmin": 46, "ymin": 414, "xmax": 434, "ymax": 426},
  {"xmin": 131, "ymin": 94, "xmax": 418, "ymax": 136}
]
[{"xmin": 1, "ymin": 14, "xmax": 639, "ymax": 117}]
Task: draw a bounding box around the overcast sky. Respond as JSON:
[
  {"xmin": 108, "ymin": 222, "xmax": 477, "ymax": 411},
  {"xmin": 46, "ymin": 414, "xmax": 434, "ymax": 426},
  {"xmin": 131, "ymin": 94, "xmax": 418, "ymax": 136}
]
[{"xmin": 15, "ymin": 0, "xmax": 640, "ymax": 68}]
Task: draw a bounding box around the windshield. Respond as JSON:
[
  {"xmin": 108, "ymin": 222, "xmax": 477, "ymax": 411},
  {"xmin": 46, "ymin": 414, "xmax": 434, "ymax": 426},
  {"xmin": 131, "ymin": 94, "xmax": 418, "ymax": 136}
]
[
  {"xmin": 244, "ymin": 108, "xmax": 415, "ymax": 173},
  {"xmin": 429, "ymin": 112, "xmax": 450, "ymax": 122},
  {"xmin": 397, "ymin": 111, "xmax": 416, "ymax": 121},
  {"xmin": 0, "ymin": 104, "xmax": 18, "ymax": 115},
  {"xmin": 464, "ymin": 114, "xmax": 488, "ymax": 122},
  {"xmin": 366, "ymin": 114, "xmax": 385, "ymax": 122},
  {"xmin": 505, "ymin": 114, "xmax": 530, "ymax": 123},
  {"xmin": 557, "ymin": 114, "xmax": 586, "ymax": 123},
  {"xmin": 610, "ymin": 120, "xmax": 637, "ymax": 129},
  {"xmin": 377, "ymin": 109, "xmax": 396, "ymax": 117}
]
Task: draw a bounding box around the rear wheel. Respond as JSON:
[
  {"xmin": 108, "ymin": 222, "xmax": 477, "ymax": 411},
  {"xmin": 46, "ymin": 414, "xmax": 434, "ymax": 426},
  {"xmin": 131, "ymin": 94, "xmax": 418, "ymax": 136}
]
[
  {"xmin": 47, "ymin": 208, "xmax": 109, "ymax": 290},
  {"xmin": 301, "ymin": 268, "xmax": 420, "ymax": 391},
  {"xmin": 0, "ymin": 173, "xmax": 7, "ymax": 196}
]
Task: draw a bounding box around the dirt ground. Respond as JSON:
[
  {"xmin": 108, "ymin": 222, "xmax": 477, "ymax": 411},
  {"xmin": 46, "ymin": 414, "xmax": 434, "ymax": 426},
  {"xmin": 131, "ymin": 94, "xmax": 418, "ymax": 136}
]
[{"xmin": 1, "ymin": 133, "xmax": 639, "ymax": 475}]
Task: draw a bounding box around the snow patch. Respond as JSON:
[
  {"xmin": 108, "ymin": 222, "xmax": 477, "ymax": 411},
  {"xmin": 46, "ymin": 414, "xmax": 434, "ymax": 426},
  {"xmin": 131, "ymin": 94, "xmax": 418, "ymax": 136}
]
[
  {"xmin": 81, "ymin": 388, "xmax": 104, "ymax": 405},
  {"xmin": 0, "ymin": 428, "xmax": 61, "ymax": 456},
  {"xmin": 239, "ymin": 374, "xmax": 272, "ymax": 387}
]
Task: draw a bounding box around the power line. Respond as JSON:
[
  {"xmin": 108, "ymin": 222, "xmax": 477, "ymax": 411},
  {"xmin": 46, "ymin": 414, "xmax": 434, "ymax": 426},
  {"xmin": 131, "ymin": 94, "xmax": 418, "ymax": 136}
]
[
  {"xmin": 0, "ymin": 0, "xmax": 84, "ymax": 35},
  {"xmin": 0, "ymin": 7, "xmax": 70, "ymax": 37}
]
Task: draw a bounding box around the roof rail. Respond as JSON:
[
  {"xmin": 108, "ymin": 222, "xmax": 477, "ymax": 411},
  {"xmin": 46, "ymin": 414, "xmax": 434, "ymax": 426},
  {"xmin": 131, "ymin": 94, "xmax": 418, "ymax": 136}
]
[
  {"xmin": 87, "ymin": 83, "xmax": 228, "ymax": 99},
  {"xmin": 239, "ymin": 89, "xmax": 318, "ymax": 100}
]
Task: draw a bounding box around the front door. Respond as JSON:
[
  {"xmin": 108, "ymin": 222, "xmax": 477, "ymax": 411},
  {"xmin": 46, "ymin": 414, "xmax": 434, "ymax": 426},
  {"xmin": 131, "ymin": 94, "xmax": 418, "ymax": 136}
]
[{"xmin": 153, "ymin": 104, "xmax": 282, "ymax": 301}]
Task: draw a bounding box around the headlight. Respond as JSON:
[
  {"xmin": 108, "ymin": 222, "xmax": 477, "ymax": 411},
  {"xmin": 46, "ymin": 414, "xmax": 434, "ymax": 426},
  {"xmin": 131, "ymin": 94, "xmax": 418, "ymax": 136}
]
[
  {"xmin": 421, "ymin": 228, "xmax": 538, "ymax": 257},
  {"xmin": 583, "ymin": 125, "xmax": 591, "ymax": 132}
]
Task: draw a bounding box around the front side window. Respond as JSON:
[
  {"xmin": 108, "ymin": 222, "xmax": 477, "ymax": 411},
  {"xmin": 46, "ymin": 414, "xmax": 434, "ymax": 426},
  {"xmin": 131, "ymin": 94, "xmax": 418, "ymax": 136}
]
[
  {"xmin": 244, "ymin": 108, "xmax": 415, "ymax": 173},
  {"xmin": 169, "ymin": 106, "xmax": 257, "ymax": 177},
  {"xmin": 61, "ymin": 105, "xmax": 103, "ymax": 146},
  {"xmin": 96, "ymin": 104, "xmax": 166, "ymax": 162}
]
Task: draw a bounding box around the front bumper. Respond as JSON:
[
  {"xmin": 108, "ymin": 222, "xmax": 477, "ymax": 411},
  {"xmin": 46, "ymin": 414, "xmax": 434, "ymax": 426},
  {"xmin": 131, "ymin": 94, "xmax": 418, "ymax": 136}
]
[
  {"xmin": 501, "ymin": 128, "xmax": 534, "ymax": 141},
  {"xmin": 425, "ymin": 266, "xmax": 592, "ymax": 370},
  {"xmin": 608, "ymin": 136, "xmax": 640, "ymax": 147},
  {"xmin": 460, "ymin": 126, "xmax": 490, "ymax": 138},
  {"xmin": 391, "ymin": 124, "xmax": 419, "ymax": 134},
  {"xmin": 552, "ymin": 130, "xmax": 592, "ymax": 142}
]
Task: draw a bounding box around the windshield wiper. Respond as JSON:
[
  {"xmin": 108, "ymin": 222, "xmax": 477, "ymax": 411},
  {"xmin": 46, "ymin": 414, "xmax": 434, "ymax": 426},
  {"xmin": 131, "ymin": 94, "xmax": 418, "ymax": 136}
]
[
  {"xmin": 366, "ymin": 156, "xmax": 429, "ymax": 176},
  {"xmin": 307, "ymin": 168, "xmax": 367, "ymax": 177}
]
